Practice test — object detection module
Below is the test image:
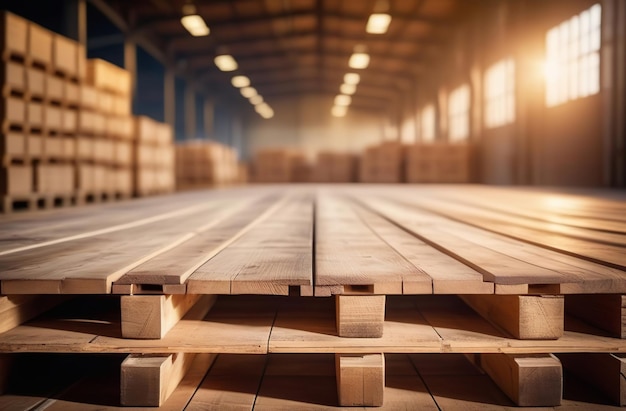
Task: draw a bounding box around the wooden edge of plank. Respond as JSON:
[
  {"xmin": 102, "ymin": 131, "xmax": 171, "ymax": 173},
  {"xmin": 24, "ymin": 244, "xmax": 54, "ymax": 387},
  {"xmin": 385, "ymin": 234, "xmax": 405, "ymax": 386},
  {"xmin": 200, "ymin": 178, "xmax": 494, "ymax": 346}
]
[
  {"xmin": 431, "ymin": 280, "xmax": 493, "ymax": 295},
  {"xmin": 335, "ymin": 353, "xmax": 385, "ymax": 407},
  {"xmin": 0, "ymin": 294, "xmax": 70, "ymax": 334},
  {"xmin": 0, "ymin": 280, "xmax": 62, "ymax": 294},
  {"xmin": 565, "ymin": 294, "xmax": 626, "ymax": 339},
  {"xmin": 120, "ymin": 352, "xmax": 204, "ymax": 406},
  {"xmin": 558, "ymin": 353, "xmax": 626, "ymax": 406},
  {"xmin": 479, "ymin": 353, "xmax": 562, "ymax": 407},
  {"xmin": 336, "ymin": 295, "xmax": 385, "ymax": 338},
  {"xmin": 121, "ymin": 294, "xmax": 216, "ymax": 339},
  {"xmin": 230, "ymin": 282, "xmax": 291, "ymax": 296},
  {"xmin": 460, "ymin": 294, "xmax": 564, "ymax": 340}
]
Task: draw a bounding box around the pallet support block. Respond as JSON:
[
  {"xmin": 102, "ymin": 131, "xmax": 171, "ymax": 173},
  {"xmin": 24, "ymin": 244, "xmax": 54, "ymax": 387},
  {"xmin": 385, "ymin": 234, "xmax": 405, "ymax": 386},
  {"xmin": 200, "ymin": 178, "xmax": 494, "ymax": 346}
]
[
  {"xmin": 461, "ymin": 294, "xmax": 564, "ymax": 339},
  {"xmin": 480, "ymin": 353, "xmax": 562, "ymax": 407},
  {"xmin": 559, "ymin": 353, "xmax": 626, "ymax": 406},
  {"xmin": 121, "ymin": 352, "xmax": 199, "ymax": 406},
  {"xmin": 335, "ymin": 353, "xmax": 385, "ymax": 407},
  {"xmin": 121, "ymin": 294, "xmax": 216, "ymax": 339},
  {"xmin": 566, "ymin": 294, "xmax": 626, "ymax": 338},
  {"xmin": 336, "ymin": 294, "xmax": 385, "ymax": 338}
]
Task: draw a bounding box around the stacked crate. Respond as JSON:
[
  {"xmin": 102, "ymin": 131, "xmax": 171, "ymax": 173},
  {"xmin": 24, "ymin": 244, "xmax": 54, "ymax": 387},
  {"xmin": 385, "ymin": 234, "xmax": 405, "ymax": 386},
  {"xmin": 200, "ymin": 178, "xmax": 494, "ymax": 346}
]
[
  {"xmin": 252, "ymin": 148, "xmax": 304, "ymax": 183},
  {"xmin": 80, "ymin": 58, "xmax": 133, "ymax": 201},
  {"xmin": 359, "ymin": 142, "xmax": 405, "ymax": 183},
  {"xmin": 134, "ymin": 116, "xmax": 175, "ymax": 196},
  {"xmin": 175, "ymin": 140, "xmax": 239, "ymax": 189},
  {"xmin": 405, "ymin": 142, "xmax": 471, "ymax": 183},
  {"xmin": 290, "ymin": 152, "xmax": 313, "ymax": 183},
  {"xmin": 315, "ymin": 151, "xmax": 358, "ymax": 183},
  {"xmin": 0, "ymin": 12, "xmax": 81, "ymax": 211}
]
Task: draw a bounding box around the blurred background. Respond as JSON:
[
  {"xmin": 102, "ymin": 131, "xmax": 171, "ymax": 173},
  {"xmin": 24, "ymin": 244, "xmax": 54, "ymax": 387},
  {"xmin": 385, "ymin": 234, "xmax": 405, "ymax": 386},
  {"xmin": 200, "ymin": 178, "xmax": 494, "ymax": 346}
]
[{"xmin": 0, "ymin": 0, "xmax": 624, "ymax": 212}]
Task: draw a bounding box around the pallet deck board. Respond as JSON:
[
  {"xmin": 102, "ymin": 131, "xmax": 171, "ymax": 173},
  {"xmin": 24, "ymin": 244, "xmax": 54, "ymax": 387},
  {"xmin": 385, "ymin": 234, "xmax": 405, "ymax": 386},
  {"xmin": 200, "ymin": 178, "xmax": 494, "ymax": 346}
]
[{"xmin": 0, "ymin": 185, "xmax": 625, "ymax": 295}]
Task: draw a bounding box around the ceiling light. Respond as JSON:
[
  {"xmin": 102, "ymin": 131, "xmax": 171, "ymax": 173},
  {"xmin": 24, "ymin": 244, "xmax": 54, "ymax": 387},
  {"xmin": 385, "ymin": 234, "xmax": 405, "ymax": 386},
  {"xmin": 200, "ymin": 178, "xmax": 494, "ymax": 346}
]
[
  {"xmin": 240, "ymin": 86, "xmax": 257, "ymax": 98},
  {"xmin": 181, "ymin": 4, "xmax": 210, "ymax": 37},
  {"xmin": 344, "ymin": 73, "xmax": 360, "ymax": 85},
  {"xmin": 331, "ymin": 105, "xmax": 347, "ymax": 117},
  {"xmin": 231, "ymin": 75, "xmax": 250, "ymax": 88},
  {"xmin": 340, "ymin": 83, "xmax": 356, "ymax": 95},
  {"xmin": 249, "ymin": 95, "xmax": 263, "ymax": 105},
  {"xmin": 366, "ymin": 13, "xmax": 391, "ymax": 34},
  {"xmin": 334, "ymin": 94, "xmax": 352, "ymax": 106},
  {"xmin": 255, "ymin": 103, "xmax": 274, "ymax": 119},
  {"xmin": 214, "ymin": 54, "xmax": 238, "ymax": 71},
  {"xmin": 349, "ymin": 46, "xmax": 370, "ymax": 69}
]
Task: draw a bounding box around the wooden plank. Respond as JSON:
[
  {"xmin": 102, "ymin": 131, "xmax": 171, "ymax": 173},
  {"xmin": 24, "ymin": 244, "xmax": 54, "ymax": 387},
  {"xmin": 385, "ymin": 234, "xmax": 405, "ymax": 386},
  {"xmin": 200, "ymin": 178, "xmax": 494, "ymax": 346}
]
[
  {"xmin": 185, "ymin": 354, "xmax": 265, "ymax": 411},
  {"xmin": 120, "ymin": 352, "xmax": 197, "ymax": 406},
  {"xmin": 0, "ymin": 200, "xmax": 241, "ymax": 294},
  {"xmin": 116, "ymin": 193, "xmax": 282, "ymax": 288},
  {"xmin": 335, "ymin": 353, "xmax": 384, "ymax": 406},
  {"xmin": 566, "ymin": 294, "xmax": 626, "ymax": 338},
  {"xmin": 461, "ymin": 294, "xmax": 564, "ymax": 339},
  {"xmin": 121, "ymin": 294, "xmax": 215, "ymax": 339},
  {"xmin": 479, "ymin": 353, "xmax": 562, "ymax": 406},
  {"xmin": 360, "ymin": 195, "xmax": 626, "ymax": 292},
  {"xmin": 336, "ymin": 295, "xmax": 385, "ymax": 338},
  {"xmin": 351, "ymin": 200, "xmax": 491, "ymax": 294},
  {"xmin": 187, "ymin": 194, "xmax": 313, "ymax": 295},
  {"xmin": 559, "ymin": 353, "xmax": 626, "ymax": 406},
  {"xmin": 315, "ymin": 193, "xmax": 420, "ymax": 295}
]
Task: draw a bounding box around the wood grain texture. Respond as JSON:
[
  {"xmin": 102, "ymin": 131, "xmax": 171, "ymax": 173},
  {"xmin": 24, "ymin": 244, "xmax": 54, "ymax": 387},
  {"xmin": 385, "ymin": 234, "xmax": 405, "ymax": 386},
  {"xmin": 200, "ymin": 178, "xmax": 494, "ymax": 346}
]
[
  {"xmin": 188, "ymin": 194, "xmax": 313, "ymax": 295},
  {"xmin": 335, "ymin": 353, "xmax": 384, "ymax": 406},
  {"xmin": 121, "ymin": 352, "xmax": 198, "ymax": 406},
  {"xmin": 121, "ymin": 294, "xmax": 215, "ymax": 339},
  {"xmin": 336, "ymin": 295, "xmax": 385, "ymax": 338},
  {"xmin": 480, "ymin": 353, "xmax": 562, "ymax": 406},
  {"xmin": 461, "ymin": 294, "xmax": 564, "ymax": 339},
  {"xmin": 566, "ymin": 294, "xmax": 626, "ymax": 338}
]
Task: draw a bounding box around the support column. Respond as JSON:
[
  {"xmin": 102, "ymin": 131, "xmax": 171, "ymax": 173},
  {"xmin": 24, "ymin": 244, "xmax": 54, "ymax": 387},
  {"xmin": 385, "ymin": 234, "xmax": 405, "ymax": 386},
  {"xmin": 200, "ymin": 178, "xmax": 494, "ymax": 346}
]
[
  {"xmin": 184, "ymin": 82, "xmax": 196, "ymax": 140},
  {"xmin": 203, "ymin": 97, "xmax": 215, "ymax": 139},
  {"xmin": 63, "ymin": 0, "xmax": 87, "ymax": 46},
  {"xmin": 164, "ymin": 68, "xmax": 175, "ymax": 135},
  {"xmin": 124, "ymin": 39, "xmax": 137, "ymax": 111}
]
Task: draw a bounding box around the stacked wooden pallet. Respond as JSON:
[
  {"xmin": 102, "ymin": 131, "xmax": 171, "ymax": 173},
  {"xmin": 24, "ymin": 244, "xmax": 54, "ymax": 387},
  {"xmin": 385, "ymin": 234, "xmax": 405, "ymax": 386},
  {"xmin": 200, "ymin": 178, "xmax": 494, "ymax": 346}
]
[
  {"xmin": 251, "ymin": 148, "xmax": 307, "ymax": 183},
  {"xmin": 314, "ymin": 151, "xmax": 358, "ymax": 183},
  {"xmin": 405, "ymin": 142, "xmax": 471, "ymax": 183},
  {"xmin": 174, "ymin": 139, "xmax": 241, "ymax": 189},
  {"xmin": 359, "ymin": 141, "xmax": 405, "ymax": 183},
  {"xmin": 0, "ymin": 185, "xmax": 625, "ymax": 408},
  {"xmin": 133, "ymin": 116, "xmax": 174, "ymax": 196}
]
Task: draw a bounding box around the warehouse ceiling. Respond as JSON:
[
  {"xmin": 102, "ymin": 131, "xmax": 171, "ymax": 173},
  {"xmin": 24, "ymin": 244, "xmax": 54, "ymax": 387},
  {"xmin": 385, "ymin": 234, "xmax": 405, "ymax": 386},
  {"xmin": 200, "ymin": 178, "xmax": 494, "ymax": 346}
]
[{"xmin": 104, "ymin": 0, "xmax": 470, "ymax": 111}]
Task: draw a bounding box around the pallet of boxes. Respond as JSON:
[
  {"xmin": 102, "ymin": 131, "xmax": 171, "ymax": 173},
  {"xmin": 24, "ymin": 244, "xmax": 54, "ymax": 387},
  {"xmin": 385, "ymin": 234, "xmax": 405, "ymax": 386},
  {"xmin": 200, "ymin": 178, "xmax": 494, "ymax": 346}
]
[
  {"xmin": 175, "ymin": 140, "xmax": 240, "ymax": 190},
  {"xmin": 314, "ymin": 151, "xmax": 358, "ymax": 183},
  {"xmin": 405, "ymin": 142, "xmax": 471, "ymax": 183},
  {"xmin": 79, "ymin": 58, "xmax": 134, "ymax": 202},
  {"xmin": 133, "ymin": 116, "xmax": 175, "ymax": 197},
  {"xmin": 252, "ymin": 148, "xmax": 311, "ymax": 183},
  {"xmin": 359, "ymin": 141, "xmax": 405, "ymax": 183},
  {"xmin": 0, "ymin": 12, "xmax": 81, "ymax": 212}
]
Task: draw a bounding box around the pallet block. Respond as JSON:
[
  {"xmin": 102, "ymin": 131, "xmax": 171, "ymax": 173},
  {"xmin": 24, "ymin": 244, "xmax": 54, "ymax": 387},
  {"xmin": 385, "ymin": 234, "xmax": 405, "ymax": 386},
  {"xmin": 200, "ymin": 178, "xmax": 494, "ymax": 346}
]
[
  {"xmin": 335, "ymin": 353, "xmax": 384, "ymax": 406},
  {"xmin": 336, "ymin": 294, "xmax": 385, "ymax": 338},
  {"xmin": 566, "ymin": 294, "xmax": 626, "ymax": 338},
  {"xmin": 121, "ymin": 352, "xmax": 200, "ymax": 406},
  {"xmin": 559, "ymin": 353, "xmax": 626, "ymax": 406},
  {"xmin": 480, "ymin": 353, "xmax": 562, "ymax": 406},
  {"xmin": 461, "ymin": 294, "xmax": 564, "ymax": 339},
  {"xmin": 121, "ymin": 294, "xmax": 216, "ymax": 339}
]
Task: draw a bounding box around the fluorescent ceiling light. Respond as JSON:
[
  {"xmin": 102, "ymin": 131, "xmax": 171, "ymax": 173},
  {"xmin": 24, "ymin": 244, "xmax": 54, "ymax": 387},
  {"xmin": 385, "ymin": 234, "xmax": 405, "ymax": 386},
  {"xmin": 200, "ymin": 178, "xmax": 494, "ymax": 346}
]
[
  {"xmin": 240, "ymin": 86, "xmax": 257, "ymax": 98},
  {"xmin": 331, "ymin": 105, "xmax": 347, "ymax": 117},
  {"xmin": 181, "ymin": 15, "xmax": 210, "ymax": 36},
  {"xmin": 334, "ymin": 94, "xmax": 352, "ymax": 106},
  {"xmin": 344, "ymin": 73, "xmax": 360, "ymax": 85},
  {"xmin": 340, "ymin": 83, "xmax": 356, "ymax": 95},
  {"xmin": 366, "ymin": 13, "xmax": 391, "ymax": 34},
  {"xmin": 349, "ymin": 52, "xmax": 370, "ymax": 69},
  {"xmin": 214, "ymin": 54, "xmax": 238, "ymax": 71},
  {"xmin": 249, "ymin": 95, "xmax": 263, "ymax": 105},
  {"xmin": 231, "ymin": 75, "xmax": 250, "ymax": 88},
  {"xmin": 255, "ymin": 103, "xmax": 274, "ymax": 119}
]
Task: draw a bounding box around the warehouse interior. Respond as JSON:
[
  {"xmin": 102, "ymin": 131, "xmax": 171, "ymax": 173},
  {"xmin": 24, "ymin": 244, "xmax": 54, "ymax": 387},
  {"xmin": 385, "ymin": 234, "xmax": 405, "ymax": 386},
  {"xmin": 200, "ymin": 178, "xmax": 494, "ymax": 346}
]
[{"xmin": 1, "ymin": 0, "xmax": 626, "ymax": 410}]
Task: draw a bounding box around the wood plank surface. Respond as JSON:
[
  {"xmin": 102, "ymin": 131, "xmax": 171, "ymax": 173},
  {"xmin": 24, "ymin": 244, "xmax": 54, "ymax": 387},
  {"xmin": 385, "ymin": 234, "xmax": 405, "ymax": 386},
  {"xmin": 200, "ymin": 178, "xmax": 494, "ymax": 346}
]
[{"xmin": 187, "ymin": 194, "xmax": 313, "ymax": 295}]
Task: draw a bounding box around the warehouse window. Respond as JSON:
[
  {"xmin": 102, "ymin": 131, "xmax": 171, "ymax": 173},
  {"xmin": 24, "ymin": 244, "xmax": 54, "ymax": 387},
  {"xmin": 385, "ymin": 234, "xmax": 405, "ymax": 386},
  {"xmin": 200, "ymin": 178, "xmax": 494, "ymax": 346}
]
[
  {"xmin": 448, "ymin": 85, "xmax": 470, "ymax": 142},
  {"xmin": 419, "ymin": 104, "xmax": 436, "ymax": 142},
  {"xmin": 484, "ymin": 58, "xmax": 515, "ymax": 128},
  {"xmin": 545, "ymin": 4, "xmax": 601, "ymax": 107}
]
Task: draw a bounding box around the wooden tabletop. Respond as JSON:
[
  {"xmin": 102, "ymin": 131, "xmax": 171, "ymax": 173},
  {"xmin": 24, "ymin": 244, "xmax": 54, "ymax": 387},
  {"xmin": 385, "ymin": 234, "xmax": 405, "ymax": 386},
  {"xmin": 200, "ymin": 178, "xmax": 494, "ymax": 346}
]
[{"xmin": 1, "ymin": 184, "xmax": 625, "ymax": 296}]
